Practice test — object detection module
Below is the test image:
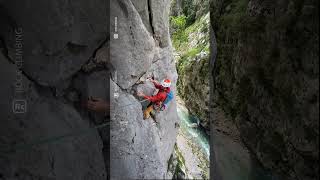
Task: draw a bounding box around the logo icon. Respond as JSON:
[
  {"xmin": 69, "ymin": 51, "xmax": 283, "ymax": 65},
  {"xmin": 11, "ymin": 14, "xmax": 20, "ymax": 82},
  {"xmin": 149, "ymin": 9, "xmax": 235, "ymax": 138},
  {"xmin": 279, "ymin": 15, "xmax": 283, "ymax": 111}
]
[
  {"xmin": 114, "ymin": 16, "xmax": 118, "ymax": 39},
  {"xmin": 12, "ymin": 99, "xmax": 27, "ymax": 114}
]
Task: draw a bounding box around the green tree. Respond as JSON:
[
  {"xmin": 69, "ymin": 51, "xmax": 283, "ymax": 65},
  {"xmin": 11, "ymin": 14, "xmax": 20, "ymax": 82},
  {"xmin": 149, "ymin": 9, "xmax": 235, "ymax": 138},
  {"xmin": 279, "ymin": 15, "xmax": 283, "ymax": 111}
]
[
  {"xmin": 182, "ymin": 0, "xmax": 196, "ymax": 26},
  {"xmin": 170, "ymin": 15, "xmax": 188, "ymax": 49}
]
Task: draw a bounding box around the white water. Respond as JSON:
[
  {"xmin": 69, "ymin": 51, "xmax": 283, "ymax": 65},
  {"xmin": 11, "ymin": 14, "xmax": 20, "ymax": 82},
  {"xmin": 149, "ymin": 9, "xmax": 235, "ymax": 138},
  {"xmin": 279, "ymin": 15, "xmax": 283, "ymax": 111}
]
[
  {"xmin": 177, "ymin": 104, "xmax": 210, "ymax": 158},
  {"xmin": 176, "ymin": 102, "xmax": 279, "ymax": 180}
]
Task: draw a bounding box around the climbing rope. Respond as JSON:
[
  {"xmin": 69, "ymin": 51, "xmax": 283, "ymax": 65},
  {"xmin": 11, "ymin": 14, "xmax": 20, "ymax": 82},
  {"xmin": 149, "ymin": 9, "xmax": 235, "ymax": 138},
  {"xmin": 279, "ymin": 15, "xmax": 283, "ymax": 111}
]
[{"xmin": 0, "ymin": 99, "xmax": 148, "ymax": 154}]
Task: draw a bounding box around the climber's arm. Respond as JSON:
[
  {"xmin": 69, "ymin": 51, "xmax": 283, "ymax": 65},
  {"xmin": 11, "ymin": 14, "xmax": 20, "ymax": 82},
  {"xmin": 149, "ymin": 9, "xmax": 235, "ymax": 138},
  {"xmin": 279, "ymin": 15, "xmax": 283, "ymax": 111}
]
[
  {"xmin": 143, "ymin": 94, "xmax": 162, "ymax": 102},
  {"xmin": 137, "ymin": 92, "xmax": 163, "ymax": 102},
  {"xmin": 148, "ymin": 79, "xmax": 162, "ymax": 89},
  {"xmin": 153, "ymin": 82, "xmax": 162, "ymax": 89}
]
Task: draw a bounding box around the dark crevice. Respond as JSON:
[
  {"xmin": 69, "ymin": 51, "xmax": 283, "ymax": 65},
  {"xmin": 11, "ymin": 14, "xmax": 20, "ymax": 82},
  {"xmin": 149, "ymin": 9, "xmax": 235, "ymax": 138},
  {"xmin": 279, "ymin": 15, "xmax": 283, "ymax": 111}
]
[
  {"xmin": 110, "ymin": 67, "xmax": 148, "ymax": 92},
  {"xmin": 91, "ymin": 36, "xmax": 108, "ymax": 59},
  {"xmin": 0, "ymin": 5, "xmax": 17, "ymax": 28},
  {"xmin": 129, "ymin": 26, "xmax": 136, "ymax": 46},
  {"xmin": 119, "ymin": 0, "xmax": 129, "ymax": 18},
  {"xmin": 81, "ymin": 37, "xmax": 109, "ymax": 73},
  {"xmin": 49, "ymin": 155, "xmax": 56, "ymax": 175},
  {"xmin": 110, "ymin": 77, "xmax": 126, "ymax": 92},
  {"xmin": 133, "ymin": 71, "xmax": 148, "ymax": 85},
  {"xmin": 68, "ymin": 39, "xmax": 110, "ymax": 178},
  {"xmin": 147, "ymin": 0, "xmax": 155, "ymax": 35},
  {"xmin": 66, "ymin": 42, "xmax": 87, "ymax": 55},
  {"xmin": 0, "ymin": 37, "xmax": 9, "ymax": 57}
]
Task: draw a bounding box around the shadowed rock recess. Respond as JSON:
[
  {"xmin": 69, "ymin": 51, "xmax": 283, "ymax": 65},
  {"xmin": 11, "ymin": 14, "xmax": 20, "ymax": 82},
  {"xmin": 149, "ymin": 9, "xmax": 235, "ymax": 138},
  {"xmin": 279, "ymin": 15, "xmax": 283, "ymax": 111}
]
[
  {"xmin": 0, "ymin": 0, "xmax": 178, "ymax": 179},
  {"xmin": 210, "ymin": 0, "xmax": 319, "ymax": 180}
]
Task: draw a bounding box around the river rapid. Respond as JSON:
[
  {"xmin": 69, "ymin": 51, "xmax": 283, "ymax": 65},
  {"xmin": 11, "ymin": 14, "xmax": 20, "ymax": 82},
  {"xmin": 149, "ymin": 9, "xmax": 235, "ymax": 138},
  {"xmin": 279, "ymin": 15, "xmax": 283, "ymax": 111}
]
[{"xmin": 176, "ymin": 99, "xmax": 278, "ymax": 180}]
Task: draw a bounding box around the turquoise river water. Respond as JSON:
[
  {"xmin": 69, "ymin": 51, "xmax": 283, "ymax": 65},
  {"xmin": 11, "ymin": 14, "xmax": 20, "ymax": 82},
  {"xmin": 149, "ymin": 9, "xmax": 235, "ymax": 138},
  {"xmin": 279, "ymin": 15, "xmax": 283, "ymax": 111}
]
[{"xmin": 176, "ymin": 103, "xmax": 279, "ymax": 180}]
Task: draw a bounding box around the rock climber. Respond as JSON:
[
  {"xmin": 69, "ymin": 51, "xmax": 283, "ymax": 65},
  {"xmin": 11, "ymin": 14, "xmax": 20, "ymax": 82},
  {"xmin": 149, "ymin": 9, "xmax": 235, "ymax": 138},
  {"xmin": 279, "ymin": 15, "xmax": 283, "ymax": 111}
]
[{"xmin": 137, "ymin": 78, "xmax": 172, "ymax": 120}]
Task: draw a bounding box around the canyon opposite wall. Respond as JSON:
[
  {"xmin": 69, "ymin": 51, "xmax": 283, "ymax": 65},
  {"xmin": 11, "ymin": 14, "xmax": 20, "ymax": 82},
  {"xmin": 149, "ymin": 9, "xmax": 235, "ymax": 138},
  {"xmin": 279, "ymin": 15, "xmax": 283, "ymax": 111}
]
[{"xmin": 210, "ymin": 0, "xmax": 319, "ymax": 179}]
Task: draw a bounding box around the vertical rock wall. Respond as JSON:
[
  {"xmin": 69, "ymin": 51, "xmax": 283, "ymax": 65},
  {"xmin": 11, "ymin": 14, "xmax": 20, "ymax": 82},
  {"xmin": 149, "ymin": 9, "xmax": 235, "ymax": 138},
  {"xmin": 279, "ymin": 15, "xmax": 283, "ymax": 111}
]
[
  {"xmin": 0, "ymin": 0, "xmax": 108, "ymax": 179},
  {"xmin": 210, "ymin": 0, "xmax": 319, "ymax": 179},
  {"xmin": 109, "ymin": 0, "xmax": 179, "ymax": 179},
  {"xmin": 1, "ymin": 0, "xmax": 179, "ymax": 179}
]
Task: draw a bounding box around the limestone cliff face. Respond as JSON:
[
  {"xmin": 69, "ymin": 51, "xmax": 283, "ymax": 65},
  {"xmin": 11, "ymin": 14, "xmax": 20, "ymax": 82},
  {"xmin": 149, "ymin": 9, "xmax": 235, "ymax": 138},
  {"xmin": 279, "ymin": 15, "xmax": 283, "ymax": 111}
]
[
  {"xmin": 0, "ymin": 0, "xmax": 179, "ymax": 179},
  {"xmin": 110, "ymin": 0, "xmax": 179, "ymax": 179},
  {"xmin": 0, "ymin": 0, "xmax": 108, "ymax": 179},
  {"xmin": 211, "ymin": 0, "xmax": 319, "ymax": 179}
]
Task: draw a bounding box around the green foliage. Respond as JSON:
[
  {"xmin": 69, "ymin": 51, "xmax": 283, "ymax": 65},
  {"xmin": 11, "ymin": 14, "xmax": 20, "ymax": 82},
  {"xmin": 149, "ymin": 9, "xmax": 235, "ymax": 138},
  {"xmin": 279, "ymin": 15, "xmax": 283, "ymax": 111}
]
[
  {"xmin": 219, "ymin": 0, "xmax": 249, "ymax": 32},
  {"xmin": 170, "ymin": 15, "xmax": 187, "ymax": 30},
  {"xmin": 185, "ymin": 15, "xmax": 205, "ymax": 34},
  {"xmin": 182, "ymin": 0, "xmax": 196, "ymax": 26},
  {"xmin": 170, "ymin": 15, "xmax": 188, "ymax": 49},
  {"xmin": 172, "ymin": 30, "xmax": 188, "ymax": 50},
  {"xmin": 174, "ymin": 13, "xmax": 210, "ymax": 96},
  {"xmin": 171, "ymin": 2, "xmax": 210, "ymax": 126},
  {"xmin": 175, "ymin": 144, "xmax": 186, "ymax": 166},
  {"xmin": 185, "ymin": 47, "xmax": 201, "ymax": 58},
  {"xmin": 167, "ymin": 153, "xmax": 175, "ymax": 173},
  {"xmin": 172, "ymin": 144, "xmax": 187, "ymax": 179}
]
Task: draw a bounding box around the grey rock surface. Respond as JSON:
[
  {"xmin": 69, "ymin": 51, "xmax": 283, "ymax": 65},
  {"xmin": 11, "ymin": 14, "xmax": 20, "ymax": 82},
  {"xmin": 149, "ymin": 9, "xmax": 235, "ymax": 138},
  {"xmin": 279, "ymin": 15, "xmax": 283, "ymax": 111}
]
[
  {"xmin": 0, "ymin": 0, "xmax": 179, "ymax": 179},
  {"xmin": 150, "ymin": 0, "xmax": 171, "ymax": 47},
  {"xmin": 131, "ymin": 0, "xmax": 153, "ymax": 34},
  {"xmin": 110, "ymin": 80, "xmax": 179, "ymax": 179},
  {"xmin": 0, "ymin": 0, "xmax": 109, "ymax": 179},
  {"xmin": 0, "ymin": 53, "xmax": 106, "ymax": 180},
  {"xmin": 110, "ymin": 0, "xmax": 155, "ymax": 90},
  {"xmin": 0, "ymin": 0, "xmax": 107, "ymax": 86},
  {"xmin": 109, "ymin": 0, "xmax": 179, "ymax": 179}
]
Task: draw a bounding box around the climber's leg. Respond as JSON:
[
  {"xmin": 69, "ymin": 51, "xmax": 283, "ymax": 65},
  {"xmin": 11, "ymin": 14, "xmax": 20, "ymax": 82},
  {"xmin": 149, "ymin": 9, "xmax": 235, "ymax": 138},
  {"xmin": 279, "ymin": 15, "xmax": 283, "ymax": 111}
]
[{"xmin": 143, "ymin": 105, "xmax": 154, "ymax": 119}]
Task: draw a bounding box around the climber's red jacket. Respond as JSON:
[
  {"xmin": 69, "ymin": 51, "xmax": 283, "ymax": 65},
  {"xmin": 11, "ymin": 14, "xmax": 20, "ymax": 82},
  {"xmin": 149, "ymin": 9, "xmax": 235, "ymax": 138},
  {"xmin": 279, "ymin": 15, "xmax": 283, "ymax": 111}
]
[{"xmin": 143, "ymin": 82, "xmax": 170, "ymax": 104}]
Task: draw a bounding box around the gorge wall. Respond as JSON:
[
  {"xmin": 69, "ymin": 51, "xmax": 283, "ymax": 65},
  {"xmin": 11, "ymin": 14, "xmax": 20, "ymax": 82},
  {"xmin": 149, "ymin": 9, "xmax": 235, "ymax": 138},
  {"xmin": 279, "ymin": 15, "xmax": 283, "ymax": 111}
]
[
  {"xmin": 109, "ymin": 0, "xmax": 179, "ymax": 179},
  {"xmin": 210, "ymin": 0, "xmax": 319, "ymax": 180},
  {"xmin": 0, "ymin": 0, "xmax": 179, "ymax": 179},
  {"xmin": 170, "ymin": 0, "xmax": 211, "ymax": 132},
  {"xmin": 0, "ymin": 0, "xmax": 108, "ymax": 179}
]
